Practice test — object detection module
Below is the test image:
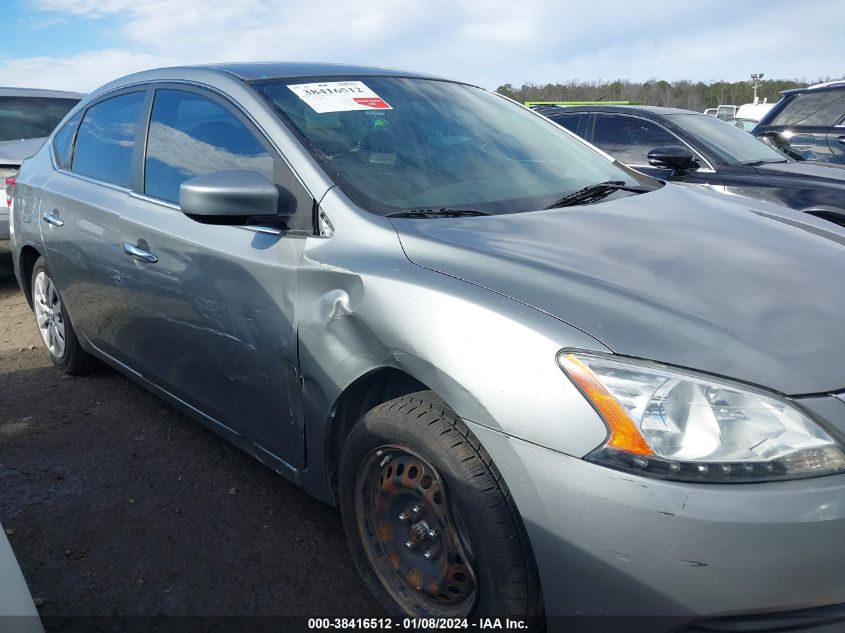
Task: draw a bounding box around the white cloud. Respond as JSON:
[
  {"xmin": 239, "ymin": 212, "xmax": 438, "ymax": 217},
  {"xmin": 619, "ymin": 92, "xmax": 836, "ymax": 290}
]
[
  {"xmin": 6, "ymin": 0, "xmax": 844, "ymax": 93},
  {"xmin": 0, "ymin": 50, "xmax": 171, "ymax": 92}
]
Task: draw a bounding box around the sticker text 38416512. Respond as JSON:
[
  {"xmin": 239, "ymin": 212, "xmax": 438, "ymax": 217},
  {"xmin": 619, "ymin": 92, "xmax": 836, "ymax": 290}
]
[{"xmin": 287, "ymin": 81, "xmax": 392, "ymax": 114}]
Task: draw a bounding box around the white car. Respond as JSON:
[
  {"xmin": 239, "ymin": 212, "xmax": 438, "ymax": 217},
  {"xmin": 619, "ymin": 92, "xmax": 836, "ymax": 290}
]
[
  {"xmin": 0, "ymin": 521, "xmax": 43, "ymax": 633},
  {"xmin": 0, "ymin": 88, "xmax": 83, "ymax": 240}
]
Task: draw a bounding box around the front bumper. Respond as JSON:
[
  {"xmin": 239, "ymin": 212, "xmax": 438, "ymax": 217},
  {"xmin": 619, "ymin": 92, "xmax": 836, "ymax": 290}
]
[{"xmin": 466, "ymin": 420, "xmax": 845, "ymax": 631}]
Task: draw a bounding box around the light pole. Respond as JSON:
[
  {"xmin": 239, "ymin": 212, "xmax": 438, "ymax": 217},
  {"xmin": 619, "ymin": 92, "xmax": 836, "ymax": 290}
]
[{"xmin": 751, "ymin": 73, "xmax": 764, "ymax": 104}]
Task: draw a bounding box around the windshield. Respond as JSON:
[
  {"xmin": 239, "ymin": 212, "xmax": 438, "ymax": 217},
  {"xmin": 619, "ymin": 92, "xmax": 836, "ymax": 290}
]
[
  {"xmin": 252, "ymin": 76, "xmax": 652, "ymax": 215},
  {"xmin": 670, "ymin": 113, "xmax": 787, "ymax": 165},
  {"xmin": 0, "ymin": 97, "xmax": 80, "ymax": 143}
]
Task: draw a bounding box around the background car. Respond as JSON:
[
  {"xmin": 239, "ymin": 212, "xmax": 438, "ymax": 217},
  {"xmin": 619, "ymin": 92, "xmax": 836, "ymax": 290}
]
[
  {"xmin": 734, "ymin": 101, "xmax": 776, "ymax": 124},
  {"xmin": 752, "ymin": 80, "xmax": 845, "ymax": 163},
  {"xmin": 0, "ymin": 521, "xmax": 43, "ymax": 633},
  {"xmin": 537, "ymin": 104, "xmax": 845, "ymax": 214},
  {"xmin": 0, "ymin": 88, "xmax": 83, "ymax": 241},
  {"xmin": 725, "ymin": 116, "xmax": 757, "ymax": 132}
]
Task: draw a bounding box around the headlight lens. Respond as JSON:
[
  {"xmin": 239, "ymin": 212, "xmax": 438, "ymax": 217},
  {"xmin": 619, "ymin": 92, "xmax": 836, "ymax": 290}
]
[{"xmin": 559, "ymin": 352, "xmax": 845, "ymax": 482}]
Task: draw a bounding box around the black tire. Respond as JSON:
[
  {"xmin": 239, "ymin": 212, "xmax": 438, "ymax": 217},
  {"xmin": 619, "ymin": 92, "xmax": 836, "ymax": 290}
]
[
  {"xmin": 339, "ymin": 390, "xmax": 543, "ymax": 622},
  {"xmin": 30, "ymin": 257, "xmax": 97, "ymax": 374}
]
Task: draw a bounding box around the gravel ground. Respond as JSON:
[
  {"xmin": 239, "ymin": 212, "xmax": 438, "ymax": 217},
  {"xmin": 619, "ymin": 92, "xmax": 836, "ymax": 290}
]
[{"xmin": 0, "ymin": 242, "xmax": 383, "ymax": 629}]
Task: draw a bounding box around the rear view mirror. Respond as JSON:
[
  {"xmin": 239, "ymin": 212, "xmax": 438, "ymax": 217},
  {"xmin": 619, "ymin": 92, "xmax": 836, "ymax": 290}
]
[
  {"xmin": 647, "ymin": 146, "xmax": 697, "ymax": 172},
  {"xmin": 180, "ymin": 170, "xmax": 279, "ymax": 219}
]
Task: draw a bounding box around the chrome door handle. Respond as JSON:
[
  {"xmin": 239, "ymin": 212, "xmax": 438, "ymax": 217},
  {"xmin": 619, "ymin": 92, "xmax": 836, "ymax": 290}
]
[
  {"xmin": 122, "ymin": 242, "xmax": 158, "ymax": 263},
  {"xmin": 838, "ymin": 136, "xmax": 845, "ymax": 145},
  {"xmin": 42, "ymin": 211, "xmax": 64, "ymax": 227}
]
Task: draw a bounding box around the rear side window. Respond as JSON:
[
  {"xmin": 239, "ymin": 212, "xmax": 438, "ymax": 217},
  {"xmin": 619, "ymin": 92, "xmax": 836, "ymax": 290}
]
[
  {"xmin": 0, "ymin": 97, "xmax": 79, "ymax": 142},
  {"xmin": 144, "ymin": 89, "xmax": 274, "ymax": 204},
  {"xmin": 52, "ymin": 110, "xmax": 82, "ymax": 169},
  {"xmin": 770, "ymin": 91, "xmax": 845, "ymax": 127},
  {"xmin": 73, "ymin": 92, "xmax": 145, "ymax": 188},
  {"xmin": 591, "ymin": 114, "xmax": 681, "ymax": 165}
]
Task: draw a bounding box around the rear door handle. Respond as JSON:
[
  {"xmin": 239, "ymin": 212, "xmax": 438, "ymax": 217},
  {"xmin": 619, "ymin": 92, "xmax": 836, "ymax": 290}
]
[
  {"xmin": 42, "ymin": 211, "xmax": 64, "ymax": 227},
  {"xmin": 122, "ymin": 242, "xmax": 158, "ymax": 264},
  {"xmin": 838, "ymin": 136, "xmax": 845, "ymax": 145}
]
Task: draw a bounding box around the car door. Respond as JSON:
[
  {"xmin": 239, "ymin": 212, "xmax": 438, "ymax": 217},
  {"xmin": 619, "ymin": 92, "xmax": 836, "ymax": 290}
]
[
  {"xmin": 114, "ymin": 86, "xmax": 314, "ymax": 468},
  {"xmin": 38, "ymin": 89, "xmax": 148, "ymax": 360},
  {"xmin": 587, "ymin": 112, "xmax": 724, "ymax": 188},
  {"xmin": 827, "ymin": 115, "xmax": 845, "ymax": 163}
]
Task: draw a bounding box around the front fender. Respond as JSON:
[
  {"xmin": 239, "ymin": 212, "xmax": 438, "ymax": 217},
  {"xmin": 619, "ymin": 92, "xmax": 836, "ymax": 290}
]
[{"xmin": 296, "ymin": 189, "xmax": 611, "ymax": 502}]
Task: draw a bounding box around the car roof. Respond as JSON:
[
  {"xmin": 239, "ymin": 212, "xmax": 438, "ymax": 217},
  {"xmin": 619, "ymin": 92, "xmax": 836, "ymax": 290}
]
[
  {"xmin": 780, "ymin": 80, "xmax": 845, "ymax": 97},
  {"xmin": 535, "ymin": 104, "xmax": 698, "ymax": 118},
  {"xmin": 89, "ymin": 62, "xmax": 469, "ymax": 101},
  {"xmin": 0, "ymin": 87, "xmax": 85, "ymax": 99},
  {"xmin": 201, "ymin": 62, "xmax": 452, "ymax": 82}
]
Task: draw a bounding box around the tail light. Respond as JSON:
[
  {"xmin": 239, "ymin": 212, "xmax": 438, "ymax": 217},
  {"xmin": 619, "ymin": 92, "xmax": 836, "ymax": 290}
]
[{"xmin": 5, "ymin": 175, "xmax": 16, "ymax": 208}]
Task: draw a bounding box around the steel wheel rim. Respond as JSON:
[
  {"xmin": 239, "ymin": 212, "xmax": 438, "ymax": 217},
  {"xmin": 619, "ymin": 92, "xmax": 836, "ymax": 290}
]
[
  {"xmin": 355, "ymin": 443, "xmax": 478, "ymax": 616},
  {"xmin": 33, "ymin": 271, "xmax": 66, "ymax": 358}
]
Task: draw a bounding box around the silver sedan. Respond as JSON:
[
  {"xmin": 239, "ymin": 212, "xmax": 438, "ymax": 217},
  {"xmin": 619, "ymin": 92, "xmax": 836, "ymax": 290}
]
[{"xmin": 8, "ymin": 63, "xmax": 845, "ymax": 631}]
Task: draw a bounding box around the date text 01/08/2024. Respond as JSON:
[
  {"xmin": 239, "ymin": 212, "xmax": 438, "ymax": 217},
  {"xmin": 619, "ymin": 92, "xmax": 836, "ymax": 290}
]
[{"xmin": 307, "ymin": 618, "xmax": 529, "ymax": 630}]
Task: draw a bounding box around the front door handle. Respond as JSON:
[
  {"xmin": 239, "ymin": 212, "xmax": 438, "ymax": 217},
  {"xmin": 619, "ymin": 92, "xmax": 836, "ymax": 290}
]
[
  {"xmin": 42, "ymin": 211, "xmax": 64, "ymax": 227},
  {"xmin": 122, "ymin": 242, "xmax": 158, "ymax": 264},
  {"xmin": 838, "ymin": 136, "xmax": 845, "ymax": 145}
]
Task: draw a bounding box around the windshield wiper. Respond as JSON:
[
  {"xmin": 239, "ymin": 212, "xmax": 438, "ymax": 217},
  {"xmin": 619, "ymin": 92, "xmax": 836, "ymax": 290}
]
[
  {"xmin": 742, "ymin": 159, "xmax": 788, "ymax": 166},
  {"xmin": 544, "ymin": 181, "xmax": 652, "ymax": 209},
  {"xmin": 387, "ymin": 208, "xmax": 491, "ymax": 218}
]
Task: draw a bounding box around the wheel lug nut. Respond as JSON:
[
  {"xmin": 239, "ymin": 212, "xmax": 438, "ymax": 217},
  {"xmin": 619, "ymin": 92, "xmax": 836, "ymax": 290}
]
[
  {"xmin": 423, "ymin": 549, "xmax": 435, "ymax": 560},
  {"xmin": 405, "ymin": 539, "xmax": 417, "ymax": 550},
  {"xmin": 398, "ymin": 511, "xmax": 412, "ymax": 521},
  {"xmin": 426, "ymin": 528, "xmax": 438, "ymax": 539},
  {"xmin": 411, "ymin": 503, "xmax": 424, "ymax": 514}
]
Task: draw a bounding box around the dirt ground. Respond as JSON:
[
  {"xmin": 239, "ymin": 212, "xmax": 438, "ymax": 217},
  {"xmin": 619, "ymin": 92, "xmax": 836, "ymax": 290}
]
[{"xmin": 0, "ymin": 242, "xmax": 383, "ymax": 629}]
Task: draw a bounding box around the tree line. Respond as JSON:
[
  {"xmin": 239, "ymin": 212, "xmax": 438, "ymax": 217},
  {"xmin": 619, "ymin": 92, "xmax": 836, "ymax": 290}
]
[{"xmin": 495, "ymin": 78, "xmax": 842, "ymax": 111}]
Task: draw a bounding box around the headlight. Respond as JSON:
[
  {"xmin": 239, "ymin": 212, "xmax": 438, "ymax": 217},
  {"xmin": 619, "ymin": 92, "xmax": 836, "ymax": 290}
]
[{"xmin": 559, "ymin": 351, "xmax": 845, "ymax": 482}]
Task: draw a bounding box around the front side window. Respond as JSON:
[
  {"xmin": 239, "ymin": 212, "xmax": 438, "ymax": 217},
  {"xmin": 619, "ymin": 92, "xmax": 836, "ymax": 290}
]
[
  {"xmin": 144, "ymin": 90, "xmax": 275, "ymax": 204},
  {"xmin": 53, "ymin": 110, "xmax": 83, "ymax": 169},
  {"xmin": 770, "ymin": 91, "xmax": 845, "ymax": 127},
  {"xmin": 0, "ymin": 97, "xmax": 80, "ymax": 142},
  {"xmin": 253, "ymin": 77, "xmax": 652, "ymax": 216},
  {"xmin": 73, "ymin": 92, "xmax": 145, "ymax": 188},
  {"xmin": 591, "ymin": 114, "xmax": 681, "ymax": 165}
]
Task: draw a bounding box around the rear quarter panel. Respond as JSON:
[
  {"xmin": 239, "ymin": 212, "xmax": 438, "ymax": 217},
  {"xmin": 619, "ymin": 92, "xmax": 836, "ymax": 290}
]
[{"xmin": 9, "ymin": 144, "xmax": 54, "ymax": 293}]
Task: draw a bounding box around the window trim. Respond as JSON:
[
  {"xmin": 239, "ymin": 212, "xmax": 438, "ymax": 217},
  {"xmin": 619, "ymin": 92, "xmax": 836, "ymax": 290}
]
[{"xmin": 588, "ymin": 112, "xmax": 716, "ymax": 172}]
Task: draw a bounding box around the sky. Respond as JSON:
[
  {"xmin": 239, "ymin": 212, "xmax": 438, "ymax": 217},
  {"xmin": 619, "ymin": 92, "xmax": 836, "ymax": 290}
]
[{"xmin": 0, "ymin": 0, "xmax": 842, "ymax": 93}]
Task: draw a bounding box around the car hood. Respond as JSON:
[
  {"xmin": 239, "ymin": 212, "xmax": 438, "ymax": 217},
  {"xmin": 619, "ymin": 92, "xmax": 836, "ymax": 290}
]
[
  {"xmin": 0, "ymin": 137, "xmax": 46, "ymax": 166},
  {"xmin": 392, "ymin": 184, "xmax": 845, "ymax": 396},
  {"xmin": 755, "ymin": 159, "xmax": 845, "ymax": 184}
]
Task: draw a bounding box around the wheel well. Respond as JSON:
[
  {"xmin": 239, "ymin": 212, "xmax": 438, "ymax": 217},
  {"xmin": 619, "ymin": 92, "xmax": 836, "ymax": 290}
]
[
  {"xmin": 18, "ymin": 245, "xmax": 42, "ymax": 309},
  {"xmin": 325, "ymin": 367, "xmax": 429, "ymax": 501}
]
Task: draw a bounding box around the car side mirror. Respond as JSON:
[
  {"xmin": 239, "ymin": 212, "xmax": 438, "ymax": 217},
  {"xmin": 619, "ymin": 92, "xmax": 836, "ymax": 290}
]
[
  {"xmin": 647, "ymin": 146, "xmax": 697, "ymax": 173},
  {"xmin": 179, "ymin": 170, "xmax": 282, "ymax": 221}
]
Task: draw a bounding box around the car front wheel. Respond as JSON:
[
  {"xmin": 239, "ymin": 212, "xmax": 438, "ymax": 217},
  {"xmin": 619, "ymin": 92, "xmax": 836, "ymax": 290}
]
[{"xmin": 339, "ymin": 391, "xmax": 542, "ymax": 621}]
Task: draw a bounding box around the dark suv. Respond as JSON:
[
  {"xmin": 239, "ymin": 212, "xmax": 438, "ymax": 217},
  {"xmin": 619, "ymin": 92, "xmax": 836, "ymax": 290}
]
[
  {"xmin": 753, "ymin": 81, "xmax": 845, "ymax": 164},
  {"xmin": 536, "ymin": 104, "xmax": 845, "ymax": 216}
]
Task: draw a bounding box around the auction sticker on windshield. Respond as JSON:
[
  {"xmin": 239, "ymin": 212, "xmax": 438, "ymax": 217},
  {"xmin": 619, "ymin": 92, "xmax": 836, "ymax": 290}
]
[{"xmin": 288, "ymin": 81, "xmax": 392, "ymax": 113}]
